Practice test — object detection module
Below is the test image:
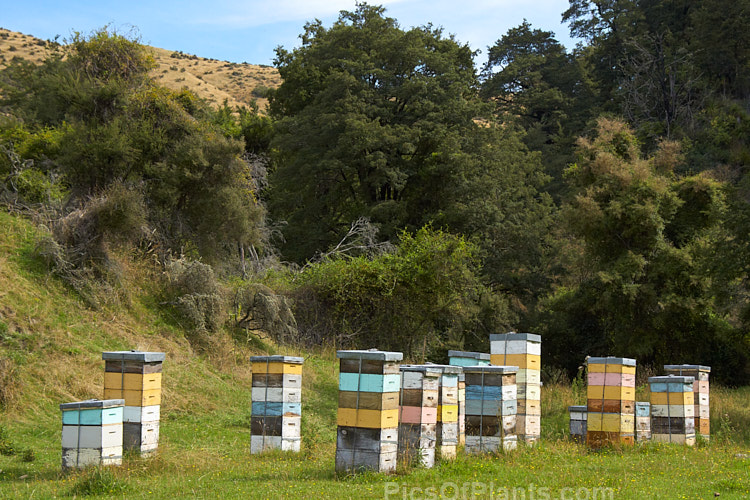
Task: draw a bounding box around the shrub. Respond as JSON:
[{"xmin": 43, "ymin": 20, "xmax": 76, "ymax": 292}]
[
  {"xmin": 251, "ymin": 85, "xmax": 270, "ymax": 98},
  {"xmin": 288, "ymin": 227, "xmax": 510, "ymax": 358},
  {"xmin": 165, "ymin": 257, "xmax": 225, "ymax": 333},
  {"xmin": 33, "ymin": 183, "xmax": 148, "ymax": 307},
  {"xmin": 13, "ymin": 168, "xmax": 65, "ymax": 204},
  {"xmin": 233, "ymin": 283, "xmax": 298, "ymax": 343}
]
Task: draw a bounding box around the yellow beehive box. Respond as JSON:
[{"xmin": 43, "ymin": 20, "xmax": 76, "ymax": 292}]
[
  {"xmin": 650, "ymin": 392, "xmax": 694, "ymax": 406},
  {"xmin": 587, "ymin": 413, "xmax": 634, "ymax": 432},
  {"xmin": 587, "ymin": 364, "xmax": 636, "ymax": 375},
  {"xmin": 336, "ymin": 408, "xmax": 399, "ymax": 429},
  {"xmin": 252, "ymin": 362, "xmax": 302, "ymax": 375},
  {"xmin": 491, "ymin": 354, "xmax": 540, "ymax": 370},
  {"xmin": 437, "ymin": 405, "xmax": 459, "ymax": 423},
  {"xmin": 104, "ymin": 388, "xmax": 161, "ymax": 407},
  {"xmin": 104, "ymin": 372, "xmax": 162, "ymax": 391},
  {"xmin": 587, "ymin": 385, "xmax": 635, "ymax": 401}
]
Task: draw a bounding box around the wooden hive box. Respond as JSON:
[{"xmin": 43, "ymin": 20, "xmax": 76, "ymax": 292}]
[
  {"xmin": 649, "ymin": 375, "xmax": 696, "ymax": 446},
  {"xmin": 335, "ymin": 349, "xmax": 403, "ymax": 474},
  {"xmin": 60, "ymin": 399, "xmax": 124, "ymax": 470},
  {"xmin": 398, "ymin": 365, "xmax": 441, "ymax": 468},
  {"xmin": 250, "ymin": 355, "xmax": 304, "ymax": 454},
  {"xmin": 463, "ymin": 365, "xmax": 518, "ymax": 453},
  {"xmin": 664, "ymin": 364, "xmax": 710, "ymax": 440},
  {"xmin": 489, "ymin": 333, "xmax": 542, "ymax": 357},
  {"xmin": 490, "ymin": 333, "xmax": 542, "ymax": 443},
  {"xmin": 585, "ymin": 356, "xmax": 637, "ymax": 449},
  {"xmin": 569, "ymin": 405, "xmax": 587, "ymax": 443},
  {"xmin": 458, "ymin": 373, "xmax": 466, "ymax": 445},
  {"xmin": 635, "ymin": 401, "xmax": 651, "ymax": 441},
  {"xmin": 102, "ymin": 351, "xmax": 165, "ymax": 456},
  {"xmin": 447, "ymin": 350, "xmax": 490, "ymax": 367}
]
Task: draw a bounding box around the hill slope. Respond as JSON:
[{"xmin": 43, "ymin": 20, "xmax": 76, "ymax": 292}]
[{"xmin": 0, "ymin": 27, "xmax": 281, "ymax": 110}]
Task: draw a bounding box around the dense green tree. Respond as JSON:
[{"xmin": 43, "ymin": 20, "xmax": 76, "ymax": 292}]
[
  {"xmin": 562, "ymin": 0, "xmax": 750, "ymax": 147},
  {"xmin": 539, "ymin": 118, "xmax": 747, "ymax": 382},
  {"xmin": 481, "ymin": 21, "xmax": 593, "ymax": 195},
  {"xmin": 268, "ymin": 4, "xmax": 479, "ymax": 261},
  {"xmin": 562, "ymin": 0, "xmax": 644, "ymax": 111},
  {"xmin": 268, "ymin": 3, "xmax": 554, "ymax": 300},
  {"xmin": 437, "ymin": 123, "xmax": 556, "ymax": 307},
  {"xmin": 690, "ymin": 0, "xmax": 750, "ymax": 99}
]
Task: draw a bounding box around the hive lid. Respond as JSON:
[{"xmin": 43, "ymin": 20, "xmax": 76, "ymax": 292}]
[
  {"xmin": 462, "ymin": 365, "xmax": 519, "ymax": 374},
  {"xmin": 648, "ymin": 375, "xmax": 695, "ymax": 384},
  {"xmin": 587, "ymin": 356, "xmax": 636, "ymax": 367},
  {"xmin": 568, "ymin": 405, "xmax": 587, "ymax": 412},
  {"xmin": 447, "ymin": 350, "xmax": 490, "ymax": 361},
  {"xmin": 399, "ymin": 364, "xmax": 442, "ymax": 376},
  {"xmin": 663, "ymin": 364, "xmax": 711, "ymax": 373},
  {"xmin": 423, "ymin": 363, "xmax": 463, "ymax": 374},
  {"xmin": 489, "ymin": 333, "xmax": 541, "ymax": 343},
  {"xmin": 60, "ymin": 399, "xmax": 125, "ymax": 410},
  {"xmin": 336, "ymin": 349, "xmax": 403, "ymax": 361},
  {"xmin": 102, "ymin": 351, "xmax": 166, "ymax": 363},
  {"xmin": 250, "ymin": 355, "xmax": 304, "ymax": 364},
  {"xmin": 635, "ymin": 401, "xmax": 651, "ymax": 407}
]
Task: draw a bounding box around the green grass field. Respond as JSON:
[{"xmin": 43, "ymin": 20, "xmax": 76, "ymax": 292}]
[{"xmin": 1, "ymin": 211, "xmax": 749, "ymax": 499}]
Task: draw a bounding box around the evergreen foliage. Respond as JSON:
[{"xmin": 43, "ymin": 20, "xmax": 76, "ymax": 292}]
[
  {"xmin": 0, "ymin": 3, "xmax": 749, "ymax": 379},
  {"xmin": 539, "ymin": 118, "xmax": 748, "ymax": 383},
  {"xmin": 0, "ymin": 28, "xmax": 265, "ymax": 264}
]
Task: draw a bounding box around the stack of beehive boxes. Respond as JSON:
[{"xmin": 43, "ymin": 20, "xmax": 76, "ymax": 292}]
[
  {"xmin": 458, "ymin": 372, "xmax": 466, "ymax": 445},
  {"xmin": 635, "ymin": 402, "xmax": 651, "ymax": 441},
  {"xmin": 490, "ymin": 333, "xmax": 541, "ymax": 442},
  {"xmin": 426, "ymin": 364, "xmax": 462, "ymax": 459},
  {"xmin": 103, "ymin": 351, "xmax": 164, "ymax": 456},
  {"xmin": 664, "ymin": 364, "xmax": 710, "ymax": 440},
  {"xmin": 250, "ymin": 355, "xmax": 303, "ymax": 453},
  {"xmin": 398, "ymin": 365, "xmax": 440, "ymax": 467},
  {"xmin": 60, "ymin": 399, "xmax": 124, "ymax": 470},
  {"xmin": 447, "ymin": 350, "xmax": 490, "ymax": 367},
  {"xmin": 649, "ymin": 375, "xmax": 695, "ymax": 445},
  {"xmin": 568, "ymin": 405, "xmax": 587, "ymax": 443},
  {"xmin": 463, "ymin": 365, "xmax": 517, "ymax": 453},
  {"xmin": 448, "ymin": 354, "xmax": 480, "ymax": 446},
  {"xmin": 336, "ymin": 350, "xmax": 402, "ymax": 474},
  {"xmin": 586, "ymin": 357, "xmax": 636, "ymax": 448}
]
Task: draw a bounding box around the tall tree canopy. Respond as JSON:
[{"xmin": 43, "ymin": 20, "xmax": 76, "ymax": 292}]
[
  {"xmin": 268, "ymin": 3, "xmax": 553, "ymax": 281},
  {"xmin": 481, "ymin": 21, "xmax": 593, "ymax": 195}
]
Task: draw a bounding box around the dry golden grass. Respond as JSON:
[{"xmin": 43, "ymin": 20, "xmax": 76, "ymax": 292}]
[
  {"xmin": 0, "ymin": 211, "xmax": 260, "ymax": 424},
  {"xmin": 0, "ymin": 27, "xmax": 281, "ymax": 111}
]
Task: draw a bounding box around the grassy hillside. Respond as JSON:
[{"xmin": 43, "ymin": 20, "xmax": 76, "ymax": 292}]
[
  {"xmin": 0, "ymin": 210, "xmax": 749, "ymax": 498},
  {"xmin": 0, "ymin": 27, "xmax": 281, "ymax": 111}
]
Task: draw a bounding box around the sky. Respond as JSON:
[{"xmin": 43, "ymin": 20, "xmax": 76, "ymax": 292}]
[{"xmin": 1, "ymin": 0, "xmax": 579, "ymax": 66}]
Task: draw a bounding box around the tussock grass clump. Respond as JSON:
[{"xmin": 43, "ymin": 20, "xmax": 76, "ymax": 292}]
[
  {"xmin": 0, "ymin": 357, "xmax": 20, "ymax": 409},
  {"xmin": 67, "ymin": 467, "xmax": 127, "ymax": 496}
]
